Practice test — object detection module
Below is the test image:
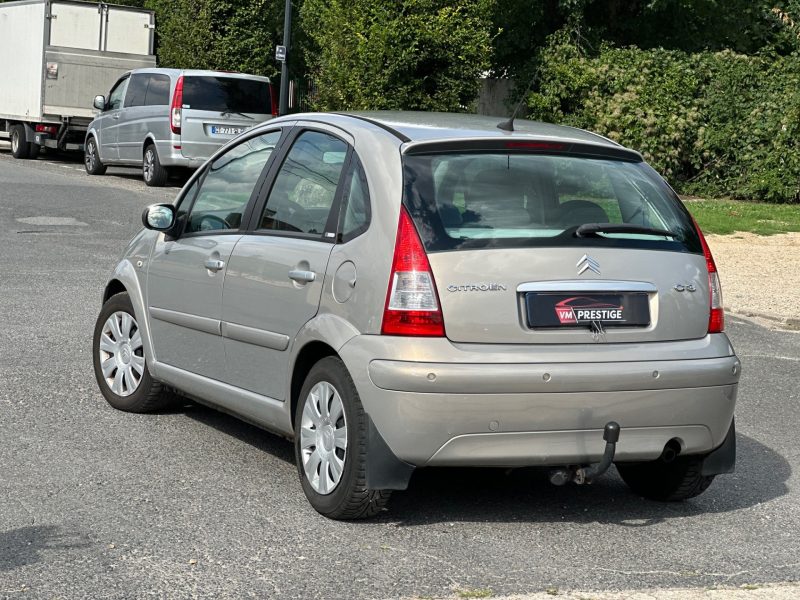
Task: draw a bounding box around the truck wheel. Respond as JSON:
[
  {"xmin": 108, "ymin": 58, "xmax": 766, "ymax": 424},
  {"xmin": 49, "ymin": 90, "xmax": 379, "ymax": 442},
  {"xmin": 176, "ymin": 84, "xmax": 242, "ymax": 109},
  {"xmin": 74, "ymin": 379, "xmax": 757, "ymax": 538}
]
[
  {"xmin": 143, "ymin": 144, "xmax": 168, "ymax": 187},
  {"xmin": 617, "ymin": 455, "xmax": 715, "ymax": 501},
  {"xmin": 294, "ymin": 356, "xmax": 392, "ymax": 519},
  {"xmin": 10, "ymin": 125, "xmax": 30, "ymax": 159},
  {"xmin": 93, "ymin": 292, "xmax": 175, "ymax": 413},
  {"xmin": 28, "ymin": 143, "xmax": 40, "ymax": 159},
  {"xmin": 84, "ymin": 137, "xmax": 106, "ymax": 175}
]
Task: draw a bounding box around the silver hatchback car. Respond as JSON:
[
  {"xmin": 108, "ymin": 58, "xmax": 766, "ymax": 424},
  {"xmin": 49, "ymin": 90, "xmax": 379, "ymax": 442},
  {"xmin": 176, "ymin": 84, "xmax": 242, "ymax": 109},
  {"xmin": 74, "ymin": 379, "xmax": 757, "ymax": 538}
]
[
  {"xmin": 85, "ymin": 68, "xmax": 275, "ymax": 186},
  {"xmin": 93, "ymin": 112, "xmax": 740, "ymax": 519}
]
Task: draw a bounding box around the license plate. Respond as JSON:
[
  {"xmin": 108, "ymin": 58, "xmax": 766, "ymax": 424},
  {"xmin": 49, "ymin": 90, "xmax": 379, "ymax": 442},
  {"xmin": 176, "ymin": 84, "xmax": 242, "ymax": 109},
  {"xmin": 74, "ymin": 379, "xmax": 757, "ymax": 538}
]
[
  {"xmin": 210, "ymin": 125, "xmax": 246, "ymax": 135},
  {"xmin": 525, "ymin": 292, "xmax": 650, "ymax": 328}
]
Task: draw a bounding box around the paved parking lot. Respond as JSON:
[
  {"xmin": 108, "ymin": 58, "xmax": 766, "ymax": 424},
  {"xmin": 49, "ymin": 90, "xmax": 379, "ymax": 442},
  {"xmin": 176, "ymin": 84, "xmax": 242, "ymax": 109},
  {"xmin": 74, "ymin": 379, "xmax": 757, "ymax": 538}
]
[{"xmin": 1, "ymin": 150, "xmax": 798, "ymax": 599}]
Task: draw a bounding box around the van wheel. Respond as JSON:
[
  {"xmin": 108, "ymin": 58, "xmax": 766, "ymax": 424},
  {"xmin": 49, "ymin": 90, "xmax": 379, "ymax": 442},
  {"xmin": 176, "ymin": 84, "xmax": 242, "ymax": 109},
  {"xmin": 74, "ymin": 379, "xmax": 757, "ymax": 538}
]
[
  {"xmin": 10, "ymin": 125, "xmax": 30, "ymax": 159},
  {"xmin": 294, "ymin": 356, "xmax": 392, "ymax": 519},
  {"xmin": 84, "ymin": 137, "xmax": 107, "ymax": 175},
  {"xmin": 143, "ymin": 144, "xmax": 168, "ymax": 187},
  {"xmin": 616, "ymin": 455, "xmax": 715, "ymax": 501},
  {"xmin": 93, "ymin": 292, "xmax": 174, "ymax": 413}
]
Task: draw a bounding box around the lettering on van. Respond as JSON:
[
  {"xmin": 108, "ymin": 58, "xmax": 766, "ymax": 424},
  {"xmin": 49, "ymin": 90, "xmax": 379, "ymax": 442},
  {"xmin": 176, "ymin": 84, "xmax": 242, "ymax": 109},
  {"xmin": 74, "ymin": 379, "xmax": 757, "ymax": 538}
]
[{"xmin": 447, "ymin": 283, "xmax": 508, "ymax": 292}]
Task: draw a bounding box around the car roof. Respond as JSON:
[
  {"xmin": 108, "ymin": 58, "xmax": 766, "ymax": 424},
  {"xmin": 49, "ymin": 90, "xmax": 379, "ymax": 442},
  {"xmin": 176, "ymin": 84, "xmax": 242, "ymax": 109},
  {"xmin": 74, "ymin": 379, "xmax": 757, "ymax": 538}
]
[
  {"xmin": 347, "ymin": 111, "xmax": 621, "ymax": 148},
  {"xmin": 128, "ymin": 67, "xmax": 270, "ymax": 82}
]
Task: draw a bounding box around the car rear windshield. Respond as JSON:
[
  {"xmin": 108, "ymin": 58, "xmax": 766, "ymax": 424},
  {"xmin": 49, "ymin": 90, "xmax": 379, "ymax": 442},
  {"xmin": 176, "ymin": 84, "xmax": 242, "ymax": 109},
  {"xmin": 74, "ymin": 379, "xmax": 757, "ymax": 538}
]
[
  {"xmin": 402, "ymin": 152, "xmax": 702, "ymax": 253},
  {"xmin": 182, "ymin": 76, "xmax": 270, "ymax": 114}
]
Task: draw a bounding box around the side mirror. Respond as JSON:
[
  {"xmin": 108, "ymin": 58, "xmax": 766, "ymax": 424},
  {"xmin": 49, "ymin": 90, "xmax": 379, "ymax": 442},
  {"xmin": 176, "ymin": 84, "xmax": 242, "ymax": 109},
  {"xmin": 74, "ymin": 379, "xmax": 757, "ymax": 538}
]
[
  {"xmin": 93, "ymin": 95, "xmax": 106, "ymax": 111},
  {"xmin": 142, "ymin": 204, "xmax": 176, "ymax": 231}
]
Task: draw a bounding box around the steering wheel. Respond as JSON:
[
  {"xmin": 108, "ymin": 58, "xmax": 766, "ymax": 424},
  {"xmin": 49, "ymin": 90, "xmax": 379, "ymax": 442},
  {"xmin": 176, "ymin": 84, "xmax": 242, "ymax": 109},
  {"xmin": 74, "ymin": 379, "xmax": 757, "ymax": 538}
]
[{"xmin": 198, "ymin": 214, "xmax": 231, "ymax": 231}]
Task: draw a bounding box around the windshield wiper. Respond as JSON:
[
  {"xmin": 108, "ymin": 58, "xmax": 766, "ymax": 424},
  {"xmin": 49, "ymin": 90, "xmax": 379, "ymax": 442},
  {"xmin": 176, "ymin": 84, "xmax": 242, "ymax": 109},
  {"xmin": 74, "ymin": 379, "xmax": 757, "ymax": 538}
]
[
  {"xmin": 221, "ymin": 110, "xmax": 254, "ymax": 119},
  {"xmin": 575, "ymin": 222, "xmax": 675, "ymax": 238}
]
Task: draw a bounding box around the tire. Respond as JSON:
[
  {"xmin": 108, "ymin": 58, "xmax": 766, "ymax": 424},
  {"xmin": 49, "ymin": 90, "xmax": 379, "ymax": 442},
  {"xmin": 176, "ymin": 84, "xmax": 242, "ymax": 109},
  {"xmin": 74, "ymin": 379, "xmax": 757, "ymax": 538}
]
[
  {"xmin": 10, "ymin": 124, "xmax": 30, "ymax": 159},
  {"xmin": 28, "ymin": 143, "xmax": 40, "ymax": 159},
  {"xmin": 84, "ymin": 136, "xmax": 107, "ymax": 175},
  {"xmin": 294, "ymin": 356, "xmax": 392, "ymax": 519},
  {"xmin": 143, "ymin": 144, "xmax": 168, "ymax": 187},
  {"xmin": 93, "ymin": 292, "xmax": 174, "ymax": 413},
  {"xmin": 617, "ymin": 455, "xmax": 716, "ymax": 501}
]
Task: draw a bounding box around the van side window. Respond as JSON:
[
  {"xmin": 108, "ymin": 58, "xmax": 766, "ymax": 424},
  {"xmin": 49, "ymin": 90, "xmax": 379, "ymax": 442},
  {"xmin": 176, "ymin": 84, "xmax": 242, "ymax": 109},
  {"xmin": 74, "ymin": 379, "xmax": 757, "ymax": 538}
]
[
  {"xmin": 107, "ymin": 78, "xmax": 129, "ymax": 111},
  {"xmin": 124, "ymin": 74, "xmax": 148, "ymax": 108},
  {"xmin": 144, "ymin": 74, "xmax": 170, "ymax": 106}
]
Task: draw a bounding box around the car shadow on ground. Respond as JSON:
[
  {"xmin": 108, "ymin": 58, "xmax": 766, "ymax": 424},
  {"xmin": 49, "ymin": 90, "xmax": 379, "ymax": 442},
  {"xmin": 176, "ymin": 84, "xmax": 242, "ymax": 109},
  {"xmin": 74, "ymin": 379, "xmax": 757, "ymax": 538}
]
[
  {"xmin": 176, "ymin": 401, "xmax": 790, "ymax": 526},
  {"xmin": 0, "ymin": 525, "xmax": 91, "ymax": 572}
]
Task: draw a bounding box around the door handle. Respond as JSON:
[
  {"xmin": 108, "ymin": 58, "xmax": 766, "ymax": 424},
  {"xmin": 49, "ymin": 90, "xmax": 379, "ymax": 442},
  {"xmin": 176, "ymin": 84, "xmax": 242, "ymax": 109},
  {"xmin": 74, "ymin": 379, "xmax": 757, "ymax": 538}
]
[
  {"xmin": 288, "ymin": 269, "xmax": 316, "ymax": 283},
  {"xmin": 204, "ymin": 258, "xmax": 225, "ymax": 272},
  {"xmin": 112, "ymin": 114, "xmax": 121, "ymax": 120}
]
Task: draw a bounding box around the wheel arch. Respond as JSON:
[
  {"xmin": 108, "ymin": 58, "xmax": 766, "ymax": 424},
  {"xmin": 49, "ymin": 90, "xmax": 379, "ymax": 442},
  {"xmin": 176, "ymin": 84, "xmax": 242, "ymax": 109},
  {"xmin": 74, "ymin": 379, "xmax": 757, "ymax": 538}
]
[{"xmin": 289, "ymin": 341, "xmax": 338, "ymax": 430}]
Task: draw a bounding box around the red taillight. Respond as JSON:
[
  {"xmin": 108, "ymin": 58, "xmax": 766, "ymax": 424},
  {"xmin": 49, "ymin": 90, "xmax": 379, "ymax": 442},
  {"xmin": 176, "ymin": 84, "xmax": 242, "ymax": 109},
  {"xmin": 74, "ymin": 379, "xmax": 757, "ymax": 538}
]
[
  {"xmin": 269, "ymin": 83, "xmax": 278, "ymax": 117},
  {"xmin": 381, "ymin": 207, "xmax": 445, "ymax": 337},
  {"xmin": 35, "ymin": 124, "xmax": 57, "ymax": 135},
  {"xmin": 692, "ymin": 216, "xmax": 724, "ymax": 333},
  {"xmin": 170, "ymin": 76, "xmax": 184, "ymax": 134}
]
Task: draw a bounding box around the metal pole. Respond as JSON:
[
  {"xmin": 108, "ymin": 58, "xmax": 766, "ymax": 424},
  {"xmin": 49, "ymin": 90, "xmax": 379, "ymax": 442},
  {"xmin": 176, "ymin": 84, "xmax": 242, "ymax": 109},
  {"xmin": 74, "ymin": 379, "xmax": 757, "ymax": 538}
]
[{"xmin": 279, "ymin": 0, "xmax": 292, "ymax": 116}]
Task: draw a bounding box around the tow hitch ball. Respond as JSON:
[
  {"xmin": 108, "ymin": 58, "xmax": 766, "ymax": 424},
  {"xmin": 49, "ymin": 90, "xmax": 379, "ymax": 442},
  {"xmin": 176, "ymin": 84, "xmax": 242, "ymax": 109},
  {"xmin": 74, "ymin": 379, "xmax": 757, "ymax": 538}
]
[{"xmin": 549, "ymin": 422, "xmax": 621, "ymax": 486}]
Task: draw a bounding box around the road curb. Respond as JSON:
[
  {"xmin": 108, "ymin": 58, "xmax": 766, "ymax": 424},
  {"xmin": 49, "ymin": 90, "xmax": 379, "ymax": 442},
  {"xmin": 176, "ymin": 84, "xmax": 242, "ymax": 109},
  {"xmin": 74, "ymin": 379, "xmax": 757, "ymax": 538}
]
[{"xmin": 730, "ymin": 308, "xmax": 800, "ymax": 331}]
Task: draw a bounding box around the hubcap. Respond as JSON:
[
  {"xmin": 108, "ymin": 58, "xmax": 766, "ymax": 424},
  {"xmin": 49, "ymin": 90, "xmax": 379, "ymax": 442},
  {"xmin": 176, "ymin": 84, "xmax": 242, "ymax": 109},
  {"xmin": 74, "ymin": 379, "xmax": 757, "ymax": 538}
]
[
  {"xmin": 11, "ymin": 131, "xmax": 19, "ymax": 153},
  {"xmin": 299, "ymin": 381, "xmax": 348, "ymax": 495},
  {"xmin": 85, "ymin": 141, "xmax": 96, "ymax": 169},
  {"xmin": 98, "ymin": 311, "xmax": 145, "ymax": 397},
  {"xmin": 143, "ymin": 150, "xmax": 154, "ymax": 181}
]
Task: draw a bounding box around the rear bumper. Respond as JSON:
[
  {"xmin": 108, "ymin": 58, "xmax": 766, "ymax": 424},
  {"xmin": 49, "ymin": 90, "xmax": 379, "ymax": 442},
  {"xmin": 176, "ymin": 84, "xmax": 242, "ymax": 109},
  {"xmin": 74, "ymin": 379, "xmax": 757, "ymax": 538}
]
[{"xmin": 339, "ymin": 334, "xmax": 740, "ymax": 467}]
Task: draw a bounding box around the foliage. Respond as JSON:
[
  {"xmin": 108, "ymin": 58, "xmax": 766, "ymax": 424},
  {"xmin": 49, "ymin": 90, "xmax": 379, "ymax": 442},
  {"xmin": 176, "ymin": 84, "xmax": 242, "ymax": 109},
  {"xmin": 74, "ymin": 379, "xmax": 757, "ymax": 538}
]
[
  {"xmin": 144, "ymin": 0, "xmax": 288, "ymax": 80},
  {"xmin": 300, "ymin": 0, "xmax": 494, "ymax": 112},
  {"xmin": 527, "ymin": 33, "xmax": 800, "ymax": 203}
]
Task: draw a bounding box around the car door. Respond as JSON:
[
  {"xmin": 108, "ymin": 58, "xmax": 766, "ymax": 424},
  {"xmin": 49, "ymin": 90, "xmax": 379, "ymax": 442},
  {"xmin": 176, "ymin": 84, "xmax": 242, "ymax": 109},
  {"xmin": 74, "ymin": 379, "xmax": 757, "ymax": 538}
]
[
  {"xmin": 221, "ymin": 126, "xmax": 352, "ymax": 399},
  {"xmin": 97, "ymin": 75, "xmax": 130, "ymax": 162},
  {"xmin": 146, "ymin": 129, "xmax": 284, "ymax": 380}
]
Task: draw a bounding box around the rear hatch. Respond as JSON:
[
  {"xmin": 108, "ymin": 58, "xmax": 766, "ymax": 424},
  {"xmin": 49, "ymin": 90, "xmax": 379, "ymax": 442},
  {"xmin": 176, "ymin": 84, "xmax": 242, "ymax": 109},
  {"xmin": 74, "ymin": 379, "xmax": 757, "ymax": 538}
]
[
  {"xmin": 180, "ymin": 74, "xmax": 274, "ymax": 159},
  {"xmin": 402, "ymin": 144, "xmax": 710, "ymax": 344}
]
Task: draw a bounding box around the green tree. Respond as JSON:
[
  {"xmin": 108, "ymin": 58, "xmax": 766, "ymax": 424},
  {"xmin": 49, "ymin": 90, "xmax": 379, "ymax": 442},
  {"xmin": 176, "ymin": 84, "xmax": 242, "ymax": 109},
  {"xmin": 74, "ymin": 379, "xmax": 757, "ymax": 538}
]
[{"xmin": 300, "ymin": 0, "xmax": 495, "ymax": 111}]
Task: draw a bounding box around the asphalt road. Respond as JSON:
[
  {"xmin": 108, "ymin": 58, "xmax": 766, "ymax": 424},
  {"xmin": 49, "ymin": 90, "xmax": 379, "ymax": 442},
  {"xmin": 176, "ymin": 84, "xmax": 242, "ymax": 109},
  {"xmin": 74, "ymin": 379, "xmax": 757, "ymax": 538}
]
[{"xmin": 1, "ymin": 150, "xmax": 798, "ymax": 599}]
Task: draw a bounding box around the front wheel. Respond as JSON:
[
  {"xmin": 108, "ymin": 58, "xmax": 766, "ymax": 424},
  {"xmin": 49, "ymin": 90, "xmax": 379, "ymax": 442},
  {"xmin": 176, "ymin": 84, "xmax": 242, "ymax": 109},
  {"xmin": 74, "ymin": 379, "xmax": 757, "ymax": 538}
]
[
  {"xmin": 93, "ymin": 292, "xmax": 174, "ymax": 413},
  {"xmin": 617, "ymin": 455, "xmax": 715, "ymax": 501},
  {"xmin": 84, "ymin": 136, "xmax": 107, "ymax": 175},
  {"xmin": 294, "ymin": 356, "xmax": 391, "ymax": 519}
]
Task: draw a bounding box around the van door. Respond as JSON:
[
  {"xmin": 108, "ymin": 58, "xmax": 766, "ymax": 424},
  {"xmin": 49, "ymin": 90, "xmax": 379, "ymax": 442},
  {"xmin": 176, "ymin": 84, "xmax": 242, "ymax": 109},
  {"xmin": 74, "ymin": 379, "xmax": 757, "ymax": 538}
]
[
  {"xmin": 117, "ymin": 73, "xmax": 148, "ymax": 163},
  {"xmin": 96, "ymin": 75, "xmax": 129, "ymax": 162},
  {"xmin": 179, "ymin": 74, "xmax": 274, "ymax": 161}
]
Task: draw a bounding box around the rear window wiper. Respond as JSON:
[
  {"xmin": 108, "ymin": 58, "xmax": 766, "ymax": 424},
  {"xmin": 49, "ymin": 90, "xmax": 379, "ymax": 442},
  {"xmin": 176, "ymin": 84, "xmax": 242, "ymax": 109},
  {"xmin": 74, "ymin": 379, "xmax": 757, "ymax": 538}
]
[
  {"xmin": 575, "ymin": 222, "xmax": 675, "ymax": 238},
  {"xmin": 221, "ymin": 110, "xmax": 254, "ymax": 119}
]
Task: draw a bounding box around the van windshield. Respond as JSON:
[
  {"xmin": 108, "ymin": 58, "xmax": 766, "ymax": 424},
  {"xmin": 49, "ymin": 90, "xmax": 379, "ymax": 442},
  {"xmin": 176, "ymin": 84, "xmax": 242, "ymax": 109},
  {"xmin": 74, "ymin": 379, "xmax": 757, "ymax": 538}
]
[
  {"xmin": 402, "ymin": 152, "xmax": 701, "ymax": 253},
  {"xmin": 182, "ymin": 76, "xmax": 270, "ymax": 114}
]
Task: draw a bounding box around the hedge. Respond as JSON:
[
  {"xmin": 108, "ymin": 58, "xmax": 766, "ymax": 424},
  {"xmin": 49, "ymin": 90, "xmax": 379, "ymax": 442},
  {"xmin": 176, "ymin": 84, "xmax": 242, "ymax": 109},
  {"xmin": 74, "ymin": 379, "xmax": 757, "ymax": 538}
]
[{"xmin": 527, "ymin": 31, "xmax": 800, "ymax": 203}]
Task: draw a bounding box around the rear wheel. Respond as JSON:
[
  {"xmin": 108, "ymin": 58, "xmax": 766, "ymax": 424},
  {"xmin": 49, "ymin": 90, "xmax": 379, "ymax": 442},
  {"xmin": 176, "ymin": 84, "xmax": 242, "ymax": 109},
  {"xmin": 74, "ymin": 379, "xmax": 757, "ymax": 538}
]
[
  {"xmin": 10, "ymin": 124, "xmax": 30, "ymax": 159},
  {"xmin": 143, "ymin": 144, "xmax": 168, "ymax": 187},
  {"xmin": 617, "ymin": 455, "xmax": 715, "ymax": 501},
  {"xmin": 84, "ymin": 136, "xmax": 107, "ymax": 175},
  {"xmin": 93, "ymin": 292, "xmax": 174, "ymax": 413},
  {"xmin": 294, "ymin": 356, "xmax": 391, "ymax": 519}
]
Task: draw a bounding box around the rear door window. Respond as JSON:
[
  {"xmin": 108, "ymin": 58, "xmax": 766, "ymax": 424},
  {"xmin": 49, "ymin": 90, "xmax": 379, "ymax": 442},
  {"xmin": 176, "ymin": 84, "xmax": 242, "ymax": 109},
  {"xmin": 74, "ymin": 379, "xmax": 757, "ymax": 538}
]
[
  {"xmin": 144, "ymin": 74, "xmax": 170, "ymax": 106},
  {"xmin": 258, "ymin": 130, "xmax": 348, "ymax": 237},
  {"xmin": 182, "ymin": 76, "xmax": 270, "ymax": 114},
  {"xmin": 403, "ymin": 152, "xmax": 701, "ymax": 253}
]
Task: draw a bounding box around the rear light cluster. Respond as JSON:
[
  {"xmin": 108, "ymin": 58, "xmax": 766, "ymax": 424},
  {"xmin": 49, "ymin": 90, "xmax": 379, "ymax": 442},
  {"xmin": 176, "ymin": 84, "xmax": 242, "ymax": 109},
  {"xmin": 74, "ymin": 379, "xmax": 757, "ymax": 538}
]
[
  {"xmin": 692, "ymin": 217, "xmax": 724, "ymax": 333},
  {"xmin": 381, "ymin": 207, "xmax": 445, "ymax": 337},
  {"xmin": 170, "ymin": 76, "xmax": 184, "ymax": 134},
  {"xmin": 35, "ymin": 124, "xmax": 58, "ymax": 136},
  {"xmin": 269, "ymin": 83, "xmax": 278, "ymax": 117}
]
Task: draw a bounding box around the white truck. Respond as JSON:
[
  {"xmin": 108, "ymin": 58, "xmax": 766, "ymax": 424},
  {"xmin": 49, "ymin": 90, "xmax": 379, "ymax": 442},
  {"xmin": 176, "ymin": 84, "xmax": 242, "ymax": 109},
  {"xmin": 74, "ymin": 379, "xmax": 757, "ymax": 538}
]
[{"xmin": 0, "ymin": 0, "xmax": 156, "ymax": 158}]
